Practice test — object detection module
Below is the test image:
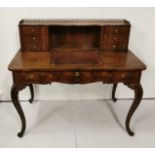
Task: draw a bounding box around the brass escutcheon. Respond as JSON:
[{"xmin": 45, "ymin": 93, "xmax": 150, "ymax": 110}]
[
  {"xmin": 75, "ymin": 72, "xmax": 80, "ymax": 77},
  {"xmin": 121, "ymin": 73, "xmax": 126, "ymax": 78},
  {"xmin": 29, "ymin": 74, "xmax": 33, "ymax": 79}
]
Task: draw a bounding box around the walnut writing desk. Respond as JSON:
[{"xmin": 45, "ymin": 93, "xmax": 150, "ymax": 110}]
[{"xmin": 8, "ymin": 19, "xmax": 146, "ymax": 137}]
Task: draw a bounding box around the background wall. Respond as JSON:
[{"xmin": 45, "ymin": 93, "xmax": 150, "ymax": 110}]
[{"xmin": 0, "ymin": 7, "xmax": 155, "ymax": 101}]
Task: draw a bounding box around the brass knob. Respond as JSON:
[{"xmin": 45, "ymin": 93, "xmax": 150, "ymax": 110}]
[
  {"xmin": 113, "ymin": 45, "xmax": 116, "ymax": 48},
  {"xmin": 75, "ymin": 72, "xmax": 80, "ymax": 77},
  {"xmin": 114, "ymin": 37, "xmax": 117, "ymax": 40},
  {"xmin": 121, "ymin": 73, "xmax": 126, "ymax": 78},
  {"xmin": 32, "ymin": 28, "xmax": 35, "ymax": 32},
  {"xmin": 33, "ymin": 45, "xmax": 36, "ymax": 48},
  {"xmin": 115, "ymin": 28, "xmax": 118, "ymax": 32},
  {"xmin": 29, "ymin": 74, "xmax": 33, "ymax": 79},
  {"xmin": 33, "ymin": 37, "xmax": 36, "ymax": 40}
]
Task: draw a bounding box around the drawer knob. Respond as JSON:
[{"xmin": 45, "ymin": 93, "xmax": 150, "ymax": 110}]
[
  {"xmin": 114, "ymin": 37, "xmax": 117, "ymax": 40},
  {"xmin": 121, "ymin": 73, "xmax": 126, "ymax": 78},
  {"xmin": 29, "ymin": 74, "xmax": 33, "ymax": 79},
  {"xmin": 115, "ymin": 29, "xmax": 118, "ymax": 32},
  {"xmin": 113, "ymin": 45, "xmax": 116, "ymax": 48},
  {"xmin": 75, "ymin": 72, "xmax": 80, "ymax": 77},
  {"xmin": 33, "ymin": 37, "xmax": 36, "ymax": 40},
  {"xmin": 32, "ymin": 28, "xmax": 35, "ymax": 32},
  {"xmin": 33, "ymin": 45, "xmax": 36, "ymax": 48}
]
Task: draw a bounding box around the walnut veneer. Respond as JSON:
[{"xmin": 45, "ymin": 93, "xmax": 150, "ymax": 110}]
[{"xmin": 8, "ymin": 19, "xmax": 146, "ymax": 137}]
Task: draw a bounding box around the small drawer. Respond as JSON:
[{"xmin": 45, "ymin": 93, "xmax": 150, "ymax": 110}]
[
  {"xmin": 58, "ymin": 71, "xmax": 96, "ymax": 84},
  {"xmin": 21, "ymin": 35, "xmax": 41, "ymax": 44},
  {"xmin": 20, "ymin": 26, "xmax": 48, "ymax": 35},
  {"xmin": 21, "ymin": 42, "xmax": 42, "ymax": 51},
  {"xmin": 20, "ymin": 26, "xmax": 41, "ymax": 35}
]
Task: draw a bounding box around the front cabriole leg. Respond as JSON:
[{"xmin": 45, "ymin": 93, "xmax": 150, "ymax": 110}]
[
  {"xmin": 11, "ymin": 84, "xmax": 27, "ymax": 137},
  {"xmin": 125, "ymin": 83, "xmax": 143, "ymax": 136},
  {"xmin": 29, "ymin": 84, "xmax": 34, "ymax": 103}
]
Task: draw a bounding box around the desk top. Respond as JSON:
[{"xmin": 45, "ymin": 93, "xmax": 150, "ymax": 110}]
[{"xmin": 9, "ymin": 50, "xmax": 146, "ymax": 72}]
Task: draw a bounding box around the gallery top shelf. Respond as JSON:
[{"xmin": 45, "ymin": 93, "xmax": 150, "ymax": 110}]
[{"xmin": 19, "ymin": 19, "xmax": 130, "ymax": 26}]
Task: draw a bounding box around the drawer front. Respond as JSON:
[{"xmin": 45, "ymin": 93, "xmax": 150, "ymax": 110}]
[
  {"xmin": 20, "ymin": 26, "xmax": 48, "ymax": 51},
  {"xmin": 96, "ymin": 71, "xmax": 140, "ymax": 83},
  {"xmin": 101, "ymin": 26, "xmax": 130, "ymax": 51},
  {"xmin": 13, "ymin": 71, "xmax": 140, "ymax": 85},
  {"xmin": 13, "ymin": 72, "xmax": 57, "ymax": 84},
  {"xmin": 21, "ymin": 35, "xmax": 48, "ymax": 51},
  {"xmin": 21, "ymin": 41, "xmax": 42, "ymax": 51},
  {"xmin": 21, "ymin": 34, "xmax": 41, "ymax": 44},
  {"xmin": 20, "ymin": 26, "xmax": 47, "ymax": 35},
  {"xmin": 59, "ymin": 71, "xmax": 96, "ymax": 84}
]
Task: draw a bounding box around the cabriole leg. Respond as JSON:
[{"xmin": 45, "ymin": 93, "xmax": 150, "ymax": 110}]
[
  {"xmin": 11, "ymin": 84, "xmax": 26, "ymax": 137},
  {"xmin": 125, "ymin": 83, "xmax": 143, "ymax": 136}
]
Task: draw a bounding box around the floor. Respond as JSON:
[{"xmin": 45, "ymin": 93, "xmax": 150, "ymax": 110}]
[{"xmin": 0, "ymin": 99, "xmax": 155, "ymax": 148}]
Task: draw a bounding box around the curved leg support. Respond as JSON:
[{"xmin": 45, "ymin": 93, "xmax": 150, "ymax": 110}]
[
  {"xmin": 11, "ymin": 84, "xmax": 26, "ymax": 137},
  {"xmin": 29, "ymin": 84, "xmax": 34, "ymax": 103},
  {"xmin": 125, "ymin": 83, "xmax": 143, "ymax": 136},
  {"xmin": 112, "ymin": 84, "xmax": 118, "ymax": 102}
]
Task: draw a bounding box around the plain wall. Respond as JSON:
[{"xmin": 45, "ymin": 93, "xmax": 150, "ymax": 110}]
[{"xmin": 0, "ymin": 7, "xmax": 155, "ymax": 101}]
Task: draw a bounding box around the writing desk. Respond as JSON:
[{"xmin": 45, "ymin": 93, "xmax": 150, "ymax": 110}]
[{"xmin": 8, "ymin": 19, "xmax": 146, "ymax": 137}]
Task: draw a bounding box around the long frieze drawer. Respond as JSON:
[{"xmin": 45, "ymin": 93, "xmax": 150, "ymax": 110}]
[{"xmin": 13, "ymin": 71, "xmax": 141, "ymax": 84}]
